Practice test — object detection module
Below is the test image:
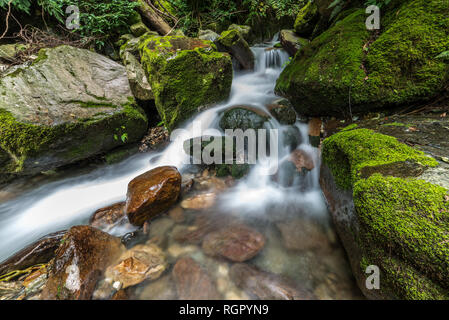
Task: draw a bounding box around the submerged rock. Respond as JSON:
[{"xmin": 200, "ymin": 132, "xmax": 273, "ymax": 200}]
[
  {"xmin": 125, "ymin": 166, "xmax": 182, "ymax": 226},
  {"xmin": 230, "ymin": 263, "xmax": 315, "ymax": 300},
  {"xmin": 172, "ymin": 257, "xmax": 221, "ymax": 300},
  {"xmin": 180, "ymin": 193, "xmax": 217, "ymax": 210},
  {"xmin": 41, "ymin": 226, "xmax": 124, "ymax": 300},
  {"xmin": 216, "ymin": 30, "xmax": 255, "ymax": 70},
  {"xmin": 105, "ymin": 244, "xmax": 166, "ymax": 289},
  {"xmin": 276, "ymin": 218, "xmax": 328, "ymax": 251},
  {"xmin": 219, "ymin": 106, "xmax": 269, "ymax": 131},
  {"xmin": 0, "ymin": 45, "xmax": 148, "ymax": 180},
  {"xmin": 277, "ymin": 1, "xmax": 449, "ymax": 117},
  {"xmin": 139, "ymin": 35, "xmax": 233, "ymax": 130},
  {"xmin": 288, "ymin": 149, "xmax": 315, "ymax": 172},
  {"xmin": 202, "ymin": 224, "xmax": 265, "ymax": 262}
]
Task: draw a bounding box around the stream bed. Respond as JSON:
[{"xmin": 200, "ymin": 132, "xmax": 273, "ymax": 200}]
[{"xmin": 0, "ymin": 36, "xmax": 364, "ymax": 300}]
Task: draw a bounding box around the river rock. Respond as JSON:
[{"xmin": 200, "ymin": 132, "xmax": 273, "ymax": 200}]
[
  {"xmin": 89, "ymin": 202, "xmax": 126, "ymax": 231},
  {"xmin": 105, "ymin": 244, "xmax": 166, "ymax": 289},
  {"xmin": 230, "ymin": 263, "xmax": 315, "ymax": 300},
  {"xmin": 138, "ymin": 275, "xmax": 177, "ymax": 300},
  {"xmin": 139, "ymin": 35, "xmax": 232, "ymax": 130},
  {"xmin": 216, "ymin": 30, "xmax": 255, "ymax": 70},
  {"xmin": 288, "ymin": 149, "xmax": 315, "ymax": 172},
  {"xmin": 219, "ymin": 106, "xmax": 269, "ymax": 131},
  {"xmin": 0, "ymin": 230, "xmax": 65, "ymax": 277},
  {"xmin": 173, "ymin": 213, "xmax": 231, "ymax": 244},
  {"xmin": 168, "ymin": 206, "xmax": 185, "ymax": 223},
  {"xmin": 0, "ymin": 45, "xmax": 148, "ymax": 180},
  {"xmin": 172, "ymin": 257, "xmax": 221, "ymax": 300},
  {"xmin": 276, "ymin": 218, "xmax": 328, "ymax": 251},
  {"xmin": 267, "ymin": 102, "xmax": 297, "ymax": 125},
  {"xmin": 198, "ymin": 29, "xmax": 219, "ymax": 42},
  {"xmin": 228, "ymin": 24, "xmax": 253, "ymax": 44},
  {"xmin": 277, "ymin": 1, "xmax": 449, "ymax": 117},
  {"xmin": 41, "ymin": 226, "xmax": 124, "ymax": 300},
  {"xmin": 279, "ymin": 30, "xmax": 309, "ymax": 56},
  {"xmin": 181, "ymin": 193, "xmax": 217, "ymax": 210},
  {"xmin": 125, "ymin": 166, "xmax": 182, "ymax": 226},
  {"xmin": 202, "ymin": 224, "xmax": 265, "ymax": 262}
]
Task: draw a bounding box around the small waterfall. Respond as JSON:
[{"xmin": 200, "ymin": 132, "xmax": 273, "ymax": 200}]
[{"xmin": 0, "ymin": 38, "xmax": 322, "ymax": 261}]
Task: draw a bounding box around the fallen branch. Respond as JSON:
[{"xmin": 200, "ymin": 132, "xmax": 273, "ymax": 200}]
[{"xmin": 138, "ymin": 0, "xmax": 172, "ymax": 35}]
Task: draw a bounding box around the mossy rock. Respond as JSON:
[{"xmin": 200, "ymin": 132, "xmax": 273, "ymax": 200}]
[
  {"xmin": 0, "ymin": 45, "xmax": 148, "ymax": 178},
  {"xmin": 321, "ymin": 127, "xmax": 449, "ymax": 299},
  {"xmin": 219, "ymin": 106, "xmax": 269, "ymax": 131},
  {"xmin": 227, "ymin": 24, "xmax": 253, "ymax": 45},
  {"xmin": 130, "ymin": 22, "xmax": 151, "ymax": 37},
  {"xmin": 139, "ymin": 35, "xmax": 233, "ymax": 130},
  {"xmin": 216, "ymin": 30, "xmax": 255, "ymax": 70},
  {"xmin": 277, "ymin": 0, "xmax": 449, "ymax": 117},
  {"xmin": 0, "ymin": 43, "xmax": 28, "ymax": 62},
  {"xmin": 294, "ymin": 1, "xmax": 319, "ymax": 37},
  {"xmin": 279, "ymin": 29, "xmax": 310, "ymax": 56}
]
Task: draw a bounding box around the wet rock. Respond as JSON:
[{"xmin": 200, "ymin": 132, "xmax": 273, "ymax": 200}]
[
  {"xmin": 308, "ymin": 118, "xmax": 322, "ymax": 147},
  {"xmin": 172, "ymin": 257, "xmax": 221, "ymax": 300},
  {"xmin": 173, "ymin": 213, "xmax": 230, "ymax": 245},
  {"xmin": 267, "ymin": 103, "xmax": 297, "ymax": 125},
  {"xmin": 147, "ymin": 217, "xmax": 175, "ymax": 247},
  {"xmin": 89, "ymin": 202, "xmax": 126, "ymax": 232},
  {"xmin": 105, "ymin": 244, "xmax": 166, "ymax": 289},
  {"xmin": 276, "ymin": 218, "xmax": 329, "ymax": 251},
  {"xmin": 41, "ymin": 226, "xmax": 124, "ymax": 300},
  {"xmin": 230, "ymin": 263, "xmax": 315, "ymax": 300},
  {"xmin": 288, "ymin": 149, "xmax": 315, "ymax": 172},
  {"xmin": 167, "ymin": 244, "xmax": 199, "ymax": 259},
  {"xmin": 216, "ymin": 29, "xmax": 255, "ymax": 70},
  {"xmin": 198, "ymin": 29, "xmax": 219, "ymax": 42},
  {"xmin": 125, "ymin": 166, "xmax": 182, "ymax": 226},
  {"xmin": 219, "ymin": 106, "xmax": 269, "ymax": 131},
  {"xmin": 139, "ymin": 126, "xmax": 170, "ymax": 152},
  {"xmin": 279, "ymin": 30, "xmax": 309, "ymax": 56},
  {"xmin": 0, "ymin": 45, "xmax": 148, "ymax": 178},
  {"xmin": 0, "ymin": 230, "xmax": 65, "ymax": 277},
  {"xmin": 111, "ymin": 289, "xmax": 130, "ymax": 300},
  {"xmin": 202, "ymin": 224, "xmax": 265, "ymax": 262},
  {"xmin": 181, "ymin": 193, "xmax": 217, "ymax": 210}
]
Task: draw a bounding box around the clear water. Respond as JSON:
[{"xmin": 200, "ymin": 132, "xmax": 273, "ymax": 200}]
[{"xmin": 0, "ymin": 36, "xmax": 363, "ymax": 299}]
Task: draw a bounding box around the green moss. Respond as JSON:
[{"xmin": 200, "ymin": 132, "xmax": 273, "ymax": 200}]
[
  {"xmin": 276, "ymin": 0, "xmax": 449, "ymax": 116},
  {"xmin": 218, "ymin": 30, "xmax": 240, "ymax": 47},
  {"xmin": 139, "ymin": 36, "xmax": 232, "ymax": 130},
  {"xmin": 354, "ymin": 174, "xmax": 449, "ymax": 291},
  {"xmin": 322, "ymin": 128, "xmax": 438, "ymax": 189},
  {"xmin": 294, "ymin": 0, "xmax": 319, "ymax": 36}
]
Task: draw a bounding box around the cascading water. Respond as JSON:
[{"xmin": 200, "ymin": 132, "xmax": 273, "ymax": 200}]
[{"xmin": 0, "ymin": 36, "xmax": 363, "ymax": 299}]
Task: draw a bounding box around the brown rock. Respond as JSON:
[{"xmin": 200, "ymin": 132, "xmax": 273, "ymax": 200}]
[
  {"xmin": 41, "ymin": 226, "xmax": 124, "ymax": 300},
  {"xmin": 230, "ymin": 263, "xmax": 315, "ymax": 300},
  {"xmin": 308, "ymin": 117, "xmax": 322, "ymax": 137},
  {"xmin": 288, "ymin": 149, "xmax": 315, "ymax": 172},
  {"xmin": 276, "ymin": 218, "xmax": 329, "ymax": 251},
  {"xmin": 181, "ymin": 193, "xmax": 216, "ymax": 210},
  {"xmin": 202, "ymin": 224, "xmax": 265, "ymax": 262},
  {"xmin": 173, "ymin": 213, "xmax": 232, "ymax": 244},
  {"xmin": 172, "ymin": 257, "xmax": 221, "ymax": 300},
  {"xmin": 125, "ymin": 166, "xmax": 182, "ymax": 226},
  {"xmin": 111, "ymin": 289, "xmax": 129, "ymax": 300},
  {"xmin": 89, "ymin": 202, "xmax": 125, "ymax": 231},
  {"xmin": 106, "ymin": 244, "xmax": 166, "ymax": 289},
  {"xmin": 0, "ymin": 230, "xmax": 65, "ymax": 277}
]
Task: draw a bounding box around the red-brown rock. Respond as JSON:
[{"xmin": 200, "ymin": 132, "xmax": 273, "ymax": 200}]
[
  {"xmin": 89, "ymin": 202, "xmax": 125, "ymax": 231},
  {"xmin": 125, "ymin": 166, "xmax": 182, "ymax": 226},
  {"xmin": 172, "ymin": 257, "xmax": 221, "ymax": 300},
  {"xmin": 288, "ymin": 149, "xmax": 315, "ymax": 172},
  {"xmin": 41, "ymin": 226, "xmax": 124, "ymax": 300},
  {"xmin": 202, "ymin": 224, "xmax": 265, "ymax": 262}
]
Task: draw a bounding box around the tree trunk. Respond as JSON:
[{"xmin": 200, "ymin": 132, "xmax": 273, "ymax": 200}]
[{"xmin": 138, "ymin": 0, "xmax": 172, "ymax": 36}]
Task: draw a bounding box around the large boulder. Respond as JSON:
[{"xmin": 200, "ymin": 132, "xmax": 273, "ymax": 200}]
[
  {"xmin": 125, "ymin": 166, "xmax": 182, "ymax": 226},
  {"xmin": 41, "ymin": 226, "xmax": 124, "ymax": 300},
  {"xmin": 216, "ymin": 30, "xmax": 255, "ymax": 70},
  {"xmin": 0, "ymin": 46, "xmax": 148, "ymax": 180},
  {"xmin": 276, "ymin": 1, "xmax": 449, "ymax": 117},
  {"xmin": 320, "ymin": 124, "xmax": 449, "ymax": 299},
  {"xmin": 227, "ymin": 24, "xmax": 254, "ymax": 44},
  {"xmin": 279, "ymin": 29, "xmax": 309, "ymax": 56},
  {"xmin": 139, "ymin": 35, "xmax": 233, "ymax": 130}
]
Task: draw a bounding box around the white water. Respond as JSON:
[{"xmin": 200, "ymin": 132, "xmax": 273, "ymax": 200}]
[{"xmin": 0, "ymin": 36, "xmax": 326, "ymax": 262}]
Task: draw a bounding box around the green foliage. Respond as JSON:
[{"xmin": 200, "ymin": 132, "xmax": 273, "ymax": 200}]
[{"xmin": 0, "ymin": 0, "xmax": 64, "ymax": 19}]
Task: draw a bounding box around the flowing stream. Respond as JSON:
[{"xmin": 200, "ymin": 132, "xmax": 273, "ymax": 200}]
[{"xmin": 0, "ymin": 36, "xmax": 363, "ymax": 299}]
